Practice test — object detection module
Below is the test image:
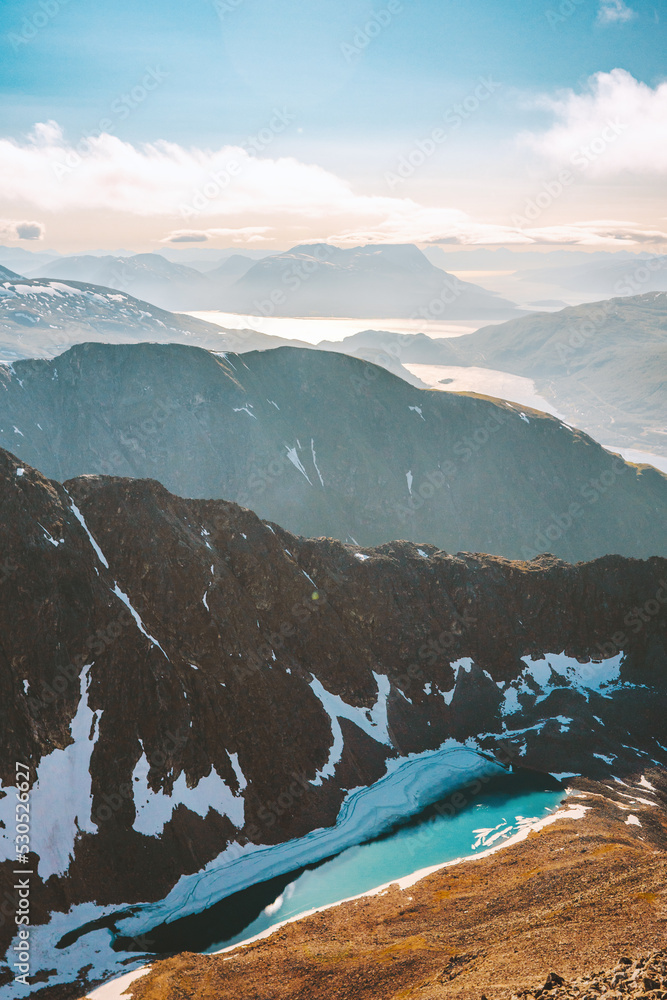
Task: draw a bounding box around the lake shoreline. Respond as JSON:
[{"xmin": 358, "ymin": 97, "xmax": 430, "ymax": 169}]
[{"xmin": 113, "ymin": 770, "xmax": 667, "ymax": 1000}]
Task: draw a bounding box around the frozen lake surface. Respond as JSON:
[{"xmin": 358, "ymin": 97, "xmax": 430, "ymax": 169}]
[{"xmin": 206, "ymin": 777, "xmax": 563, "ymax": 951}]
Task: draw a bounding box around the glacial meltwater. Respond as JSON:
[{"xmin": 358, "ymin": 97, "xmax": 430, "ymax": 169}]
[{"xmin": 140, "ymin": 771, "xmax": 565, "ymax": 955}]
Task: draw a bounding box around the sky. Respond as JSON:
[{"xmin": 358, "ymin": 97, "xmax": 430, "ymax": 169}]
[{"xmin": 0, "ymin": 0, "xmax": 665, "ymax": 253}]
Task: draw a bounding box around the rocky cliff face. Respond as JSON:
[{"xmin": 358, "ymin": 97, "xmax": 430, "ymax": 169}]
[
  {"xmin": 0, "ymin": 447, "xmax": 665, "ymax": 995},
  {"xmin": 1, "ymin": 342, "xmax": 666, "ymax": 563}
]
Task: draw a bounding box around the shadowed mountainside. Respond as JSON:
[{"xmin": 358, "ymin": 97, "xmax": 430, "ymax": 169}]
[{"xmin": 1, "ymin": 342, "xmax": 666, "ymax": 563}]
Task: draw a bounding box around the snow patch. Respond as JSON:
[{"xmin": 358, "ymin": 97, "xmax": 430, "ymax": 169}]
[
  {"xmin": 0, "ymin": 666, "xmax": 98, "ymax": 879},
  {"xmin": 131, "ymin": 755, "xmax": 245, "ymax": 836},
  {"xmin": 111, "ymin": 584, "xmax": 169, "ymax": 660},
  {"xmin": 285, "ymin": 445, "xmax": 312, "ymax": 484},
  {"xmin": 308, "ymin": 673, "xmax": 391, "ymax": 784},
  {"xmin": 228, "ymin": 752, "xmax": 248, "ymax": 791},
  {"xmin": 86, "ymin": 967, "xmax": 153, "ymax": 999},
  {"xmin": 310, "ymin": 438, "xmax": 325, "ymax": 487},
  {"xmin": 68, "ymin": 497, "xmax": 110, "ymax": 568}
]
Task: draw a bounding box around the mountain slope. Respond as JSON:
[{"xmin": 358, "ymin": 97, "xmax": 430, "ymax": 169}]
[
  {"xmin": 0, "ymin": 274, "xmax": 427, "ymax": 385},
  {"xmin": 204, "ymin": 253, "xmax": 257, "ymax": 282},
  {"xmin": 0, "ymin": 245, "xmax": 59, "ymax": 273},
  {"xmin": 337, "ymin": 293, "xmax": 667, "ymax": 455},
  {"xmin": 27, "ymin": 253, "xmax": 219, "ymax": 312},
  {"xmin": 1, "ymin": 342, "xmax": 666, "ymax": 562},
  {"xmin": 438, "ymin": 292, "xmax": 667, "ymax": 453},
  {"xmin": 0, "ymin": 447, "xmax": 665, "ymax": 996},
  {"xmin": 0, "ymin": 276, "xmax": 253, "ymax": 360}
]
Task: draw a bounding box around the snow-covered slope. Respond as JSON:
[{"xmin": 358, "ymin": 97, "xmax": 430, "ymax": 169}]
[{"xmin": 0, "ymin": 276, "xmax": 249, "ymax": 360}]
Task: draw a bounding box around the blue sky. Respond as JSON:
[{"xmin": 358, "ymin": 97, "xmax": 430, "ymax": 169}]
[{"xmin": 0, "ymin": 0, "xmax": 665, "ymax": 251}]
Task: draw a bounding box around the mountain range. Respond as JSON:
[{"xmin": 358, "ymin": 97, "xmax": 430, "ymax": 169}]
[
  {"xmin": 0, "ymin": 277, "xmax": 246, "ymax": 362},
  {"xmin": 25, "ymin": 253, "xmax": 221, "ymax": 314},
  {"xmin": 2, "ymin": 270, "xmax": 665, "ymax": 460},
  {"xmin": 416, "ymin": 291, "xmax": 667, "ymax": 455},
  {"xmin": 215, "ymin": 243, "xmax": 521, "ymax": 318},
  {"xmin": 0, "ymin": 445, "xmax": 665, "ymax": 996},
  {"xmin": 311, "ymin": 292, "xmax": 667, "ymax": 457},
  {"xmin": 22, "ymin": 244, "xmax": 522, "ymax": 318}
]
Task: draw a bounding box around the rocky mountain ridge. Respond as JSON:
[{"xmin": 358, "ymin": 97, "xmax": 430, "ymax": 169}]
[
  {"xmin": 0, "ymin": 446, "xmax": 665, "ymax": 995},
  {"xmin": 1, "ymin": 342, "xmax": 666, "ymax": 563}
]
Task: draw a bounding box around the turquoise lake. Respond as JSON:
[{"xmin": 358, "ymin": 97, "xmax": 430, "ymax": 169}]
[{"xmin": 202, "ymin": 774, "xmax": 564, "ymax": 953}]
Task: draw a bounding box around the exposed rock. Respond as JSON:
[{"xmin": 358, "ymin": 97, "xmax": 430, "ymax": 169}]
[{"xmin": 0, "ymin": 447, "xmax": 665, "ymax": 996}]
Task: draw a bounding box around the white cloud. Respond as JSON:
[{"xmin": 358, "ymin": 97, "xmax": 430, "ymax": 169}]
[
  {"xmin": 0, "ymin": 218, "xmax": 44, "ymax": 241},
  {"xmin": 0, "ymin": 121, "xmax": 390, "ymax": 220},
  {"xmin": 524, "ymin": 69, "xmax": 667, "ymax": 175},
  {"xmin": 597, "ymin": 0, "xmax": 636, "ymax": 23},
  {"xmin": 0, "ymin": 120, "xmax": 665, "ymax": 250}
]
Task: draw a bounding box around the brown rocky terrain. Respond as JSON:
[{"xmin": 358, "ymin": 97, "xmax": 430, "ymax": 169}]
[
  {"xmin": 0, "ymin": 446, "xmax": 665, "ymax": 996},
  {"xmin": 514, "ymin": 950, "xmax": 667, "ymax": 1000}
]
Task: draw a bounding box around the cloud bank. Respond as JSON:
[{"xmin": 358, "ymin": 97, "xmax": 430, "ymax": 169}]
[{"xmin": 0, "ymin": 85, "xmax": 665, "ymax": 250}]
